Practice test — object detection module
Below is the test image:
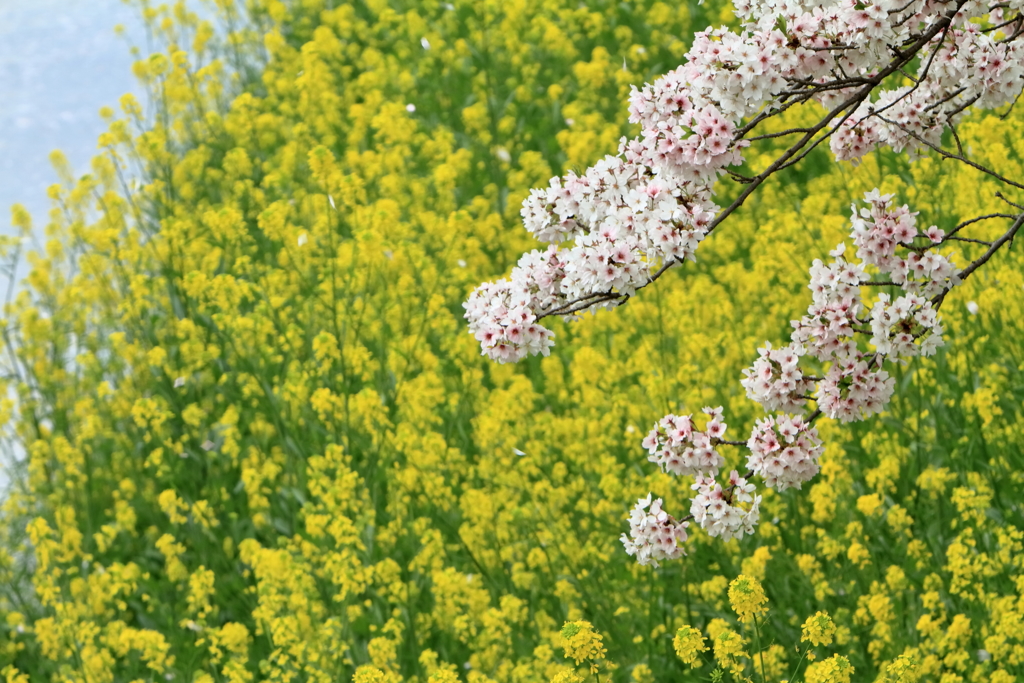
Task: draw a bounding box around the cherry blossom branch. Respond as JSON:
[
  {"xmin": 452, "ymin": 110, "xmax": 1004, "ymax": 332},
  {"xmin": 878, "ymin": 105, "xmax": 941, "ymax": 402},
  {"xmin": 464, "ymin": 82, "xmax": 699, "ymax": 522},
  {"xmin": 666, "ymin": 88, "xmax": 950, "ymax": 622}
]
[
  {"xmin": 465, "ymin": 0, "xmax": 1024, "ymax": 565},
  {"xmin": 535, "ymin": 258, "xmax": 678, "ymax": 320},
  {"xmin": 550, "ymin": 4, "xmax": 970, "ymax": 327}
]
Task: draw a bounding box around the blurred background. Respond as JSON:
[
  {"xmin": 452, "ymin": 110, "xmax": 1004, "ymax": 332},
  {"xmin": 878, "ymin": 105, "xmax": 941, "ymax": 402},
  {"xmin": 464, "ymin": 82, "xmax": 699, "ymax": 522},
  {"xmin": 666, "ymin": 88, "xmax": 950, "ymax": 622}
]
[
  {"xmin": 0, "ymin": 0, "xmax": 147, "ymax": 488},
  {"xmin": 0, "ymin": 0, "xmax": 144, "ymax": 253}
]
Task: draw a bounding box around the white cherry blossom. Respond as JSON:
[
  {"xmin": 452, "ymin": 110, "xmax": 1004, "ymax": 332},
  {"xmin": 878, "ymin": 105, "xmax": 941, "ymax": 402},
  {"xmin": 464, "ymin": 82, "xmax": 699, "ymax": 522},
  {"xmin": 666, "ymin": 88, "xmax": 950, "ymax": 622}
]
[{"xmin": 620, "ymin": 494, "xmax": 690, "ymax": 566}]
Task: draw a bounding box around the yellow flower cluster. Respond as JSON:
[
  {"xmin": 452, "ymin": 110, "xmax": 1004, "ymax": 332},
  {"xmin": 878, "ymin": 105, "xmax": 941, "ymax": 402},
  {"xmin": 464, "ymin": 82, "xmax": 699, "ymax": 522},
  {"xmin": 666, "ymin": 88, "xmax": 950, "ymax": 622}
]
[
  {"xmin": 804, "ymin": 654, "xmax": 855, "ymax": 683},
  {"xmin": 727, "ymin": 574, "xmax": 769, "ymax": 624},
  {"xmin": 559, "ymin": 621, "xmax": 607, "ymax": 672},
  {"xmin": 548, "ymin": 668, "xmax": 584, "ymax": 683},
  {"xmin": 669, "ymin": 593, "xmax": 848, "ymax": 681},
  {"xmin": 802, "ymin": 612, "xmax": 837, "ymax": 648},
  {"xmin": 672, "ymin": 625, "xmax": 707, "ymax": 666}
]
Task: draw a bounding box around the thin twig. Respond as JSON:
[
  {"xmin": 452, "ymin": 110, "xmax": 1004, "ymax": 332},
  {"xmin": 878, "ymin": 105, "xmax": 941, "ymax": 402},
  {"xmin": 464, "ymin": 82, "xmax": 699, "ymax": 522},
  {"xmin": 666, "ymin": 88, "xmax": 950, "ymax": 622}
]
[
  {"xmin": 947, "ymin": 211, "xmax": 1018, "ymax": 238},
  {"xmin": 946, "ymin": 236, "xmax": 993, "ymax": 246},
  {"xmin": 996, "ymin": 192, "xmax": 1024, "ymax": 211},
  {"xmin": 745, "ymin": 127, "xmax": 817, "ymax": 142},
  {"xmin": 876, "ymin": 113, "xmax": 1024, "ymax": 191}
]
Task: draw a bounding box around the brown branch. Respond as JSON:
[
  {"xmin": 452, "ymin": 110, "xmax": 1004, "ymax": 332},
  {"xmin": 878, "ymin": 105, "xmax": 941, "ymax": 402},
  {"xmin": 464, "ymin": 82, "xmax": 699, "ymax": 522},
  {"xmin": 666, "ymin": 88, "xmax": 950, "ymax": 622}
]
[
  {"xmin": 951, "ymin": 213, "xmax": 1024, "ymax": 285},
  {"xmin": 923, "ymin": 86, "xmax": 967, "ymax": 113},
  {"xmin": 948, "ymin": 120, "xmax": 966, "ymax": 158},
  {"xmin": 946, "ymin": 236, "xmax": 993, "ymax": 246},
  {"xmin": 996, "ymin": 191, "xmax": 1024, "ymax": 210},
  {"xmin": 999, "ymin": 87, "xmax": 1024, "ymax": 120},
  {"xmin": 536, "ymin": 258, "xmax": 679, "ymax": 321},
  {"xmin": 946, "ymin": 211, "xmax": 1019, "ymax": 238},
  {"xmin": 745, "ymin": 127, "xmax": 817, "ymax": 142}
]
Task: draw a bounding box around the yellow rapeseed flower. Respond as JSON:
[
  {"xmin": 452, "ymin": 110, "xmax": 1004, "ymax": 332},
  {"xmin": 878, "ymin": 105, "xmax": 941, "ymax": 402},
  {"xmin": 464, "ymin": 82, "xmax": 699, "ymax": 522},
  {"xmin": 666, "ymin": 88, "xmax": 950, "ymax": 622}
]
[
  {"xmin": 856, "ymin": 493, "xmax": 883, "ymax": 517},
  {"xmin": 880, "ymin": 654, "xmax": 921, "ymax": 683},
  {"xmin": 728, "ymin": 574, "xmax": 769, "ymax": 623},
  {"xmin": 559, "ymin": 621, "xmax": 607, "ymax": 671},
  {"xmin": 549, "ymin": 667, "xmax": 584, "ymax": 683},
  {"xmin": 804, "ymin": 654, "xmax": 854, "ymax": 683},
  {"xmin": 673, "ymin": 625, "xmax": 708, "ymax": 666},
  {"xmin": 630, "ymin": 663, "xmax": 654, "ymax": 683},
  {"xmin": 353, "ymin": 667, "xmax": 388, "ymax": 683},
  {"xmin": 801, "ymin": 611, "xmax": 837, "ymax": 647},
  {"xmin": 428, "ymin": 670, "xmax": 459, "ymax": 683},
  {"xmin": 707, "ymin": 619, "xmax": 748, "ymax": 677}
]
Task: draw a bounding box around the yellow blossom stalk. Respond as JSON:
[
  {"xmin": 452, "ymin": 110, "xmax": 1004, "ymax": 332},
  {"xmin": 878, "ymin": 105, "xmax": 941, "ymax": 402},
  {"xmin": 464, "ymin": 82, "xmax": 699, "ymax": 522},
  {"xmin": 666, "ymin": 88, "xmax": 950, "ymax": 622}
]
[
  {"xmin": 559, "ymin": 621, "xmax": 607, "ymax": 672},
  {"xmin": 728, "ymin": 574, "xmax": 769, "ymax": 624}
]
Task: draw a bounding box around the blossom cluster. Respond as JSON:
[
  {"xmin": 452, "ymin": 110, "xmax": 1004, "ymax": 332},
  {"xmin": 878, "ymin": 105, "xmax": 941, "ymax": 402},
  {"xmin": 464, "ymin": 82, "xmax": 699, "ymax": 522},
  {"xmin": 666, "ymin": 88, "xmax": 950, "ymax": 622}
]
[
  {"xmin": 740, "ymin": 341, "xmax": 813, "ymax": 413},
  {"xmin": 690, "ymin": 471, "xmax": 761, "ymax": 542},
  {"xmin": 641, "ymin": 407, "xmax": 727, "ymax": 477},
  {"xmin": 467, "ymin": 0, "xmax": 1021, "ymax": 362},
  {"xmin": 628, "ymin": 193, "xmax": 962, "ymax": 549},
  {"xmin": 741, "ymin": 190, "xmax": 951, "ymax": 430},
  {"xmin": 869, "ymin": 292, "xmax": 944, "ymax": 360},
  {"xmin": 464, "ymin": 150, "xmax": 721, "ymax": 362},
  {"xmin": 746, "ymin": 414, "xmax": 823, "ymax": 491},
  {"xmin": 833, "ymin": 25, "xmax": 1024, "ymax": 162},
  {"xmin": 815, "ymin": 354, "xmax": 896, "ymax": 423},
  {"xmin": 462, "ymin": 250, "xmax": 560, "ymax": 363},
  {"xmin": 851, "ymin": 191, "xmax": 958, "ymax": 297},
  {"xmin": 620, "ymin": 494, "xmax": 690, "ymax": 567},
  {"xmin": 627, "ymin": 187, "xmax": 951, "ymax": 554}
]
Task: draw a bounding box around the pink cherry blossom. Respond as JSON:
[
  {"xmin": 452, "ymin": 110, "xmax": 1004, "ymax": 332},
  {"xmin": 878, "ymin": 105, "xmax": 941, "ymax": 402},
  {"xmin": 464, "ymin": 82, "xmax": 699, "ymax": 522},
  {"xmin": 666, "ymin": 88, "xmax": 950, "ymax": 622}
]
[
  {"xmin": 643, "ymin": 407, "xmax": 727, "ymax": 478},
  {"xmin": 747, "ymin": 415, "xmax": 824, "ymax": 491}
]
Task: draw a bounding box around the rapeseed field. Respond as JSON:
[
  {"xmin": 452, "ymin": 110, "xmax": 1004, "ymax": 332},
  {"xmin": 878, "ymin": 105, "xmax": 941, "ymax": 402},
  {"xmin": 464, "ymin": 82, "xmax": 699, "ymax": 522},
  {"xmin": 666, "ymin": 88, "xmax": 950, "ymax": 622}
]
[{"xmin": 1, "ymin": 1, "xmax": 1023, "ymax": 682}]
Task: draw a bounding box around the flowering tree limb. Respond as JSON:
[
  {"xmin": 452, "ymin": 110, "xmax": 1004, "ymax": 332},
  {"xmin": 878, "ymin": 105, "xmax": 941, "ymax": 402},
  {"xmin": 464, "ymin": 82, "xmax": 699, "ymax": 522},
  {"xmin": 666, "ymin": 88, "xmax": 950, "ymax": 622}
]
[{"xmin": 464, "ymin": 0, "xmax": 1024, "ymax": 565}]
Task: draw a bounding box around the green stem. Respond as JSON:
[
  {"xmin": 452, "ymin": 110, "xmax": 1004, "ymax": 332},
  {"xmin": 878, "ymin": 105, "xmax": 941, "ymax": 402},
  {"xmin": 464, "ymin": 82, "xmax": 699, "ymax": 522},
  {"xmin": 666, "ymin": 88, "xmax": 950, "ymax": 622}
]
[
  {"xmin": 787, "ymin": 646, "xmax": 810, "ymax": 683},
  {"xmin": 753, "ymin": 615, "xmax": 768, "ymax": 683}
]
